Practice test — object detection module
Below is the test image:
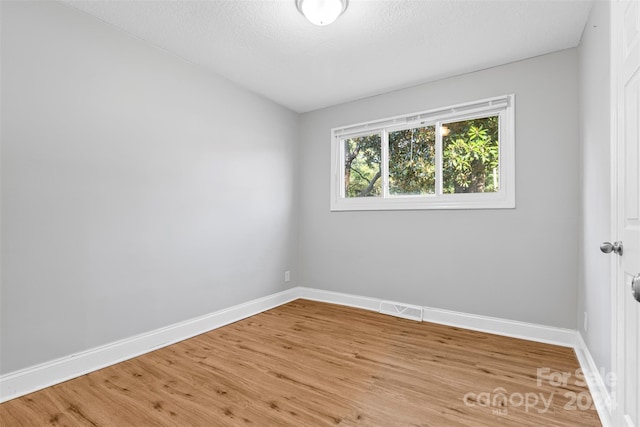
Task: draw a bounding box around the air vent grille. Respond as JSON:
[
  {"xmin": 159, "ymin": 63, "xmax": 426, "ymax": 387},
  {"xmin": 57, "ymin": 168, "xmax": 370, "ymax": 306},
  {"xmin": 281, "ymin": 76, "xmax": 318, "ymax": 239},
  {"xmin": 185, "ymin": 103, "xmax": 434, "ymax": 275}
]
[{"xmin": 379, "ymin": 300, "xmax": 423, "ymax": 322}]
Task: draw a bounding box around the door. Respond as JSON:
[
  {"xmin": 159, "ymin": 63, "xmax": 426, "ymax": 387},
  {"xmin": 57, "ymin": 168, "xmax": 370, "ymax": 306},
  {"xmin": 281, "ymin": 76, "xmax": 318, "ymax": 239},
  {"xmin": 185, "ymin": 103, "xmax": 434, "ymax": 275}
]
[{"xmin": 613, "ymin": 1, "xmax": 640, "ymax": 426}]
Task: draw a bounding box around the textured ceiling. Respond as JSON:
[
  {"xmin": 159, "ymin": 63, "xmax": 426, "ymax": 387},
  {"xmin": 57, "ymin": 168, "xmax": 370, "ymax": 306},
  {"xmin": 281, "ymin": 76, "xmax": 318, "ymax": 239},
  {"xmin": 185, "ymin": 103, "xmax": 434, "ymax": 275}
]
[{"xmin": 63, "ymin": 0, "xmax": 593, "ymax": 113}]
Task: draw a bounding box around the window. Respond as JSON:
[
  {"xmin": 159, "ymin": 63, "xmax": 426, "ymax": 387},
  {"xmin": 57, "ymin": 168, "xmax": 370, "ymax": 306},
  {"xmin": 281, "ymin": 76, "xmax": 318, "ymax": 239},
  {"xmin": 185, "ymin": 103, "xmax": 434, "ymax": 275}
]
[{"xmin": 331, "ymin": 95, "xmax": 515, "ymax": 211}]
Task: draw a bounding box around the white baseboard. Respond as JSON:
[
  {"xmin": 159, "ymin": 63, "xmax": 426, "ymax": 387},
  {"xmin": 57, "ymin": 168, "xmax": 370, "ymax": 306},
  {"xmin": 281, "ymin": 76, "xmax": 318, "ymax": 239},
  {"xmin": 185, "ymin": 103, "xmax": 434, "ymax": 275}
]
[
  {"xmin": 296, "ymin": 287, "xmax": 380, "ymax": 311},
  {"xmin": 421, "ymin": 305, "xmax": 577, "ymax": 347},
  {"xmin": 574, "ymin": 332, "xmax": 614, "ymax": 427},
  {"xmin": 0, "ymin": 283, "xmax": 610, "ymax": 427},
  {"xmin": 0, "ymin": 287, "xmax": 300, "ymax": 403},
  {"xmin": 297, "ymin": 287, "xmax": 576, "ymax": 347}
]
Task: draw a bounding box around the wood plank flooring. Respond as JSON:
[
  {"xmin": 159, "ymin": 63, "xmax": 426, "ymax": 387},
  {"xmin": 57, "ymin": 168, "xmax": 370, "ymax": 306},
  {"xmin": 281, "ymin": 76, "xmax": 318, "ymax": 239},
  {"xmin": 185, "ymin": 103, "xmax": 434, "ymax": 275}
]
[{"xmin": 0, "ymin": 299, "xmax": 601, "ymax": 426}]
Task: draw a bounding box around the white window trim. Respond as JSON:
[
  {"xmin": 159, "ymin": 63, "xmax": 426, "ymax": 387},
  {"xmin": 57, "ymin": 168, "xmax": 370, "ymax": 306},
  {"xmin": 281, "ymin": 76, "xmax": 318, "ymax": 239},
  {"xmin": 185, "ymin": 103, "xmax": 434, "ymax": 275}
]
[{"xmin": 330, "ymin": 94, "xmax": 515, "ymax": 211}]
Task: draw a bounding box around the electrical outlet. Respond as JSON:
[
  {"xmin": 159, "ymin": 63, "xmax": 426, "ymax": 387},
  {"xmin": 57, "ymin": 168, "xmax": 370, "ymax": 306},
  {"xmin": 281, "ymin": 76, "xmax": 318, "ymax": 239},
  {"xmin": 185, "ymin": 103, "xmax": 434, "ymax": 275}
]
[
  {"xmin": 584, "ymin": 312, "xmax": 588, "ymax": 332},
  {"xmin": 284, "ymin": 270, "xmax": 291, "ymax": 282}
]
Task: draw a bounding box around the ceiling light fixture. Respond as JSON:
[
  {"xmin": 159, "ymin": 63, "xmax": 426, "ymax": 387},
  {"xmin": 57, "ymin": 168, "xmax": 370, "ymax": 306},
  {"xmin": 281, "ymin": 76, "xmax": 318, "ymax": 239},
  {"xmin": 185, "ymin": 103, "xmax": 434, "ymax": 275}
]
[{"xmin": 296, "ymin": 0, "xmax": 348, "ymax": 26}]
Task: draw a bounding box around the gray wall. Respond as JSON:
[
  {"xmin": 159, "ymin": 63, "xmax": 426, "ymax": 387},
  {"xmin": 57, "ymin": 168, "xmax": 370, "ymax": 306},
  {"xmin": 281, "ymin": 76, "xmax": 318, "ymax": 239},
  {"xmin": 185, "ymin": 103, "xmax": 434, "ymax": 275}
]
[
  {"xmin": 578, "ymin": 0, "xmax": 612, "ymax": 385},
  {"xmin": 299, "ymin": 50, "xmax": 580, "ymax": 329},
  {"xmin": 1, "ymin": 1, "xmax": 298, "ymax": 374}
]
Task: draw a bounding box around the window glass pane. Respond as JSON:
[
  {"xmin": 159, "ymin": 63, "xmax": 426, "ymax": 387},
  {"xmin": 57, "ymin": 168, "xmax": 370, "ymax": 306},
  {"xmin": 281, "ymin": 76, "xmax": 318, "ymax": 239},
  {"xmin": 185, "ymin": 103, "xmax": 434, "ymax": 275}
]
[
  {"xmin": 343, "ymin": 134, "xmax": 382, "ymax": 198},
  {"xmin": 388, "ymin": 126, "xmax": 436, "ymax": 195},
  {"xmin": 442, "ymin": 116, "xmax": 499, "ymax": 194}
]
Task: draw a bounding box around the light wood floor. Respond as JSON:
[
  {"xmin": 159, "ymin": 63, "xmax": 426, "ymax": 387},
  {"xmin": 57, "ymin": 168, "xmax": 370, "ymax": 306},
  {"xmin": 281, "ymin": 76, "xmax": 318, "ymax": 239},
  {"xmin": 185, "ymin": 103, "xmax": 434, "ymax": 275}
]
[{"xmin": 0, "ymin": 299, "xmax": 601, "ymax": 426}]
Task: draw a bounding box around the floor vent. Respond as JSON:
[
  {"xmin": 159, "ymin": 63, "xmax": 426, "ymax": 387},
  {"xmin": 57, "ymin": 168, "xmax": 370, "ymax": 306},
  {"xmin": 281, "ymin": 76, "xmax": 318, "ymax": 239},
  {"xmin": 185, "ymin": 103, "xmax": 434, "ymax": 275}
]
[{"xmin": 379, "ymin": 301, "xmax": 423, "ymax": 322}]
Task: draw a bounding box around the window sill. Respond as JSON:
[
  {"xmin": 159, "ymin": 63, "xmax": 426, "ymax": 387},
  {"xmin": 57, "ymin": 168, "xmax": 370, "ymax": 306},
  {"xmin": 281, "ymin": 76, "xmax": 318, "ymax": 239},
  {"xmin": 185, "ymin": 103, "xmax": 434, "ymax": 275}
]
[{"xmin": 330, "ymin": 192, "xmax": 515, "ymax": 211}]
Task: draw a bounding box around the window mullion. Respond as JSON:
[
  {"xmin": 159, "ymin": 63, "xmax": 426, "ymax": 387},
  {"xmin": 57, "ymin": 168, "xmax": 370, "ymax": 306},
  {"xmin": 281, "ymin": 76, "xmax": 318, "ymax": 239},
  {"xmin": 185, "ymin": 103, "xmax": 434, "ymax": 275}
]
[
  {"xmin": 435, "ymin": 121, "xmax": 443, "ymax": 196},
  {"xmin": 337, "ymin": 136, "xmax": 344, "ymax": 199},
  {"xmin": 382, "ymin": 129, "xmax": 389, "ymax": 198}
]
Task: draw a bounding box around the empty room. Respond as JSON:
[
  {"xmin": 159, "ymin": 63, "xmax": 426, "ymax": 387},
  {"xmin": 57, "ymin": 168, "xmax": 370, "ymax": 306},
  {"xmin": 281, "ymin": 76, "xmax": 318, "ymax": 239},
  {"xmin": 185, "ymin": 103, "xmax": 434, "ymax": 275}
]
[{"xmin": 1, "ymin": 0, "xmax": 639, "ymax": 426}]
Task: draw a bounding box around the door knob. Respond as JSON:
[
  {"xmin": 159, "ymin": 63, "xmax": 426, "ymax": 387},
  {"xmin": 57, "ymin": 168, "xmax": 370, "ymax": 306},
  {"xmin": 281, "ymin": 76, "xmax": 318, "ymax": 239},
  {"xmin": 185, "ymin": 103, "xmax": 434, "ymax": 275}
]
[
  {"xmin": 600, "ymin": 241, "xmax": 623, "ymax": 255},
  {"xmin": 632, "ymin": 274, "xmax": 640, "ymax": 303}
]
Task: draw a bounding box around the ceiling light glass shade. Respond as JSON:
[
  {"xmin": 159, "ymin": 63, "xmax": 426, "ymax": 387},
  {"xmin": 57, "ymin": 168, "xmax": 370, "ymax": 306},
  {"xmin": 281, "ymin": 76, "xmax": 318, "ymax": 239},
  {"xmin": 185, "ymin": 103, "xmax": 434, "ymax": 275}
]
[{"xmin": 296, "ymin": 0, "xmax": 348, "ymax": 26}]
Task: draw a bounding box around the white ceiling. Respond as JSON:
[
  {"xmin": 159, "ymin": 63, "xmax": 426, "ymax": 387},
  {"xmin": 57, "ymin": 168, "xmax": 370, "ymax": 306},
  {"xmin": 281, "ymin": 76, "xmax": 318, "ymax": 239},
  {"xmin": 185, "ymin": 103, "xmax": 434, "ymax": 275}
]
[{"xmin": 63, "ymin": 0, "xmax": 593, "ymax": 113}]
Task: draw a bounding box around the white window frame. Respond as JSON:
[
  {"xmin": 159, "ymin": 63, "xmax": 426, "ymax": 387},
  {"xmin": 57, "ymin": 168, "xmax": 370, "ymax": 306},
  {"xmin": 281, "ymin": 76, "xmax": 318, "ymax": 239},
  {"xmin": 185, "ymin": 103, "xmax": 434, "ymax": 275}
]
[{"xmin": 330, "ymin": 94, "xmax": 515, "ymax": 211}]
